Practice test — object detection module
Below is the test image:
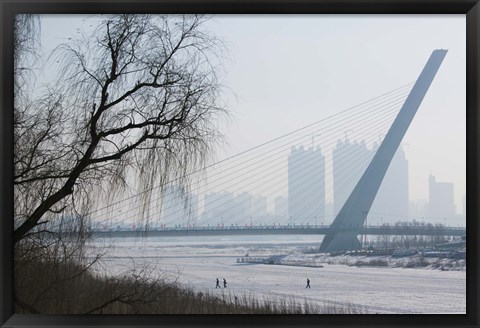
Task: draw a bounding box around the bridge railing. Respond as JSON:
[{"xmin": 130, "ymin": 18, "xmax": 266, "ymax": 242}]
[{"xmin": 93, "ymin": 224, "xmax": 465, "ymax": 234}]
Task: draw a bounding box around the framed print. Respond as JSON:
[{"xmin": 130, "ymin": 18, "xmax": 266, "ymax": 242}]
[{"xmin": 1, "ymin": 0, "xmax": 478, "ymax": 327}]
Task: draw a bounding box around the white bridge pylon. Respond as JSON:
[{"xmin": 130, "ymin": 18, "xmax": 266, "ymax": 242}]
[{"xmin": 319, "ymin": 49, "xmax": 448, "ymax": 253}]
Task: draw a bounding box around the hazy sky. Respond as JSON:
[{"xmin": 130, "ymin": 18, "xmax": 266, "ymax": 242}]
[
  {"xmin": 203, "ymin": 15, "xmax": 466, "ymax": 210},
  {"xmin": 39, "ymin": 15, "xmax": 466, "ymax": 215}
]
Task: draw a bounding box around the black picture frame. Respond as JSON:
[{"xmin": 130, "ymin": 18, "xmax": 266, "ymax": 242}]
[{"xmin": 1, "ymin": 1, "xmax": 478, "ymax": 327}]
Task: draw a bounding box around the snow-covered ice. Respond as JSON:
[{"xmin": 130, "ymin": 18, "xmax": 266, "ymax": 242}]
[{"xmin": 89, "ymin": 235, "xmax": 466, "ymax": 314}]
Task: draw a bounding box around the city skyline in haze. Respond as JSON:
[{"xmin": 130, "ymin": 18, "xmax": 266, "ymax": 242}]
[{"xmin": 38, "ymin": 15, "xmax": 466, "ymax": 226}]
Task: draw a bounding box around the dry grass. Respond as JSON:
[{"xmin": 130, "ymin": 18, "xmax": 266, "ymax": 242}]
[{"xmin": 15, "ymin": 255, "xmax": 365, "ymax": 314}]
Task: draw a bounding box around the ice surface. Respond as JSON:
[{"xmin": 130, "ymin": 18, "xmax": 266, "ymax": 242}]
[{"xmin": 88, "ymin": 235, "xmax": 466, "ymax": 314}]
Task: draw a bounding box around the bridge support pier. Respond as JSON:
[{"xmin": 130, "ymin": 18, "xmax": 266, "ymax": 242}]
[
  {"xmin": 319, "ymin": 49, "xmax": 448, "ymax": 253},
  {"xmin": 319, "ymin": 231, "xmax": 361, "ymax": 252}
]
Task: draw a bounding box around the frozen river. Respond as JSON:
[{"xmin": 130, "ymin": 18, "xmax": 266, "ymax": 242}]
[{"xmin": 90, "ymin": 235, "xmax": 466, "ymax": 314}]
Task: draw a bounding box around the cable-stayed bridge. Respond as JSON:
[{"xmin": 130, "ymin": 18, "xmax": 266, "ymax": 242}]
[{"xmin": 81, "ymin": 50, "xmax": 457, "ymax": 251}]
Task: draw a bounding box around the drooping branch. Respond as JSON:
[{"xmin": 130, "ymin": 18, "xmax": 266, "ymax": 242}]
[{"xmin": 14, "ymin": 14, "xmax": 226, "ymax": 243}]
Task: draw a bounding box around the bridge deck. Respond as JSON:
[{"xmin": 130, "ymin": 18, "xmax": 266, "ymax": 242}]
[{"xmin": 91, "ymin": 225, "xmax": 465, "ymax": 238}]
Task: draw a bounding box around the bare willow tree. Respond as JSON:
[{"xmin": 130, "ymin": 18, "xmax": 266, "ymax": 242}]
[
  {"xmin": 14, "ymin": 14, "xmax": 226, "ymax": 243},
  {"xmin": 13, "ymin": 14, "xmax": 226, "ymax": 314}
]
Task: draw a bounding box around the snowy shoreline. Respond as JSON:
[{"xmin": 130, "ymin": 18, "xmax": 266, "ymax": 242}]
[{"xmin": 253, "ymin": 252, "xmax": 467, "ymax": 271}]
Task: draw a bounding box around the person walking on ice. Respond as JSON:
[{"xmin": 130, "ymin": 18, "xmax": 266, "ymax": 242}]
[
  {"xmin": 306, "ymin": 278, "xmax": 311, "ymax": 288},
  {"xmin": 223, "ymin": 278, "xmax": 227, "ymax": 288},
  {"xmin": 216, "ymin": 278, "xmax": 220, "ymax": 288}
]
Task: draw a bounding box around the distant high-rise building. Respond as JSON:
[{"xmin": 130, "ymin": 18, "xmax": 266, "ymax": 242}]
[
  {"xmin": 332, "ymin": 139, "xmax": 372, "ymax": 218},
  {"xmin": 288, "ymin": 145, "xmax": 325, "ymax": 225},
  {"xmin": 332, "ymin": 139, "xmax": 409, "ymax": 225},
  {"xmin": 429, "ymin": 175, "xmax": 455, "ymax": 219},
  {"xmin": 203, "ymin": 191, "xmax": 234, "ymax": 225},
  {"xmin": 234, "ymin": 192, "xmax": 252, "ymax": 224},
  {"xmin": 370, "ymin": 146, "xmax": 409, "ymax": 224},
  {"xmin": 252, "ymin": 195, "xmax": 268, "ymax": 221},
  {"xmin": 161, "ymin": 185, "xmax": 198, "ymax": 226},
  {"xmin": 274, "ymin": 196, "xmax": 288, "ymax": 224},
  {"xmin": 324, "ymin": 202, "xmax": 334, "ymax": 225},
  {"xmin": 409, "ymin": 199, "xmax": 428, "ymax": 219},
  {"xmin": 201, "ymin": 191, "xmax": 271, "ymax": 226}
]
